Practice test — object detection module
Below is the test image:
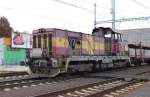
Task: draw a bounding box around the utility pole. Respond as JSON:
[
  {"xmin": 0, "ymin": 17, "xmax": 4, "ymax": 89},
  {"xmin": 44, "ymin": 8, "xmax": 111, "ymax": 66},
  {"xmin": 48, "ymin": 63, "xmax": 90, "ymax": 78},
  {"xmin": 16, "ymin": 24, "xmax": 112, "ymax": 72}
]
[
  {"xmin": 94, "ymin": 3, "xmax": 97, "ymax": 28},
  {"xmin": 111, "ymin": 0, "xmax": 115, "ymax": 30}
]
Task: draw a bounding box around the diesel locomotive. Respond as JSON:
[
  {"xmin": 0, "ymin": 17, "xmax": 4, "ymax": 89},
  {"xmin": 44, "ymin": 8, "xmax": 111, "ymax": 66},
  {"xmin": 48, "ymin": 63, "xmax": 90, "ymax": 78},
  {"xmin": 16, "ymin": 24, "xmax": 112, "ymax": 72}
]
[{"xmin": 28, "ymin": 27, "xmax": 130, "ymax": 77}]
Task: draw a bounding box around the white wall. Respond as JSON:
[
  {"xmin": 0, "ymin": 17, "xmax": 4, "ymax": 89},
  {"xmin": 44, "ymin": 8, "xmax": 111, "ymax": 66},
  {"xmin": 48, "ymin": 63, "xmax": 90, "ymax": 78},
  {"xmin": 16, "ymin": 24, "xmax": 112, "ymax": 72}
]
[{"xmin": 0, "ymin": 38, "xmax": 4, "ymax": 65}]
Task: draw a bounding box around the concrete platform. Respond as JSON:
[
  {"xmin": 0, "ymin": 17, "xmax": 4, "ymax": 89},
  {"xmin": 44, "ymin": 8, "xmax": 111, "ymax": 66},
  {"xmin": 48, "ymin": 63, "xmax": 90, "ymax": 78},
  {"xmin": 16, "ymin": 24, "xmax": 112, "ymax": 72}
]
[
  {"xmin": 0, "ymin": 65, "xmax": 29, "ymax": 72},
  {"xmin": 0, "ymin": 74, "xmax": 39, "ymax": 83}
]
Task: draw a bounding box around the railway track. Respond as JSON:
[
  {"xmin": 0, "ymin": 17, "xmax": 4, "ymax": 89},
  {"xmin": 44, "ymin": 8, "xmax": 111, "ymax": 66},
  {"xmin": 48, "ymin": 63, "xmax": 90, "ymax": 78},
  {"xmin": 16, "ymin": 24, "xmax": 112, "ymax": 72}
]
[
  {"xmin": 0, "ymin": 78, "xmax": 44, "ymax": 91},
  {"xmin": 135, "ymin": 70, "xmax": 150, "ymax": 75},
  {"xmin": 32, "ymin": 79, "xmax": 147, "ymax": 97},
  {"xmin": 107, "ymin": 65, "xmax": 150, "ymax": 75},
  {"xmin": 1, "ymin": 65, "xmax": 150, "ymax": 97},
  {"xmin": 0, "ymin": 75, "xmax": 82, "ymax": 92},
  {"xmin": 28, "ymin": 66, "xmax": 150, "ymax": 97},
  {"xmin": 123, "ymin": 65, "xmax": 150, "ymax": 75}
]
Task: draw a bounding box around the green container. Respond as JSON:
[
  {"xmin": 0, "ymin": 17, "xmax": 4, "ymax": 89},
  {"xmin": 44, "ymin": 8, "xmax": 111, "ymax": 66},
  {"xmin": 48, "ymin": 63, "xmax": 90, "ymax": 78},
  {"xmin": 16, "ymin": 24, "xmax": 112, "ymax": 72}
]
[{"xmin": 3, "ymin": 45, "xmax": 26, "ymax": 65}]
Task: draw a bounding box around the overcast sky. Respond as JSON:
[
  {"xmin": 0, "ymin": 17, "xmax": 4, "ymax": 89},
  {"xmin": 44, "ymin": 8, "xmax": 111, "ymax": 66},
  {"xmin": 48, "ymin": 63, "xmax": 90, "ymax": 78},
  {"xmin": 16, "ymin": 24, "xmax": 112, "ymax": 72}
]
[{"xmin": 0, "ymin": 0, "xmax": 150, "ymax": 33}]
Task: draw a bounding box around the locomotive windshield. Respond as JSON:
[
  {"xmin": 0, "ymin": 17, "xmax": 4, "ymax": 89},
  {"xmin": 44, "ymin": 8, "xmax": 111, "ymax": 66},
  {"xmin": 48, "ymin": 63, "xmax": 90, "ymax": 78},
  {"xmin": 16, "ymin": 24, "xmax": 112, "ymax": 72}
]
[
  {"xmin": 104, "ymin": 31, "xmax": 111, "ymax": 38},
  {"xmin": 31, "ymin": 30, "xmax": 52, "ymax": 57}
]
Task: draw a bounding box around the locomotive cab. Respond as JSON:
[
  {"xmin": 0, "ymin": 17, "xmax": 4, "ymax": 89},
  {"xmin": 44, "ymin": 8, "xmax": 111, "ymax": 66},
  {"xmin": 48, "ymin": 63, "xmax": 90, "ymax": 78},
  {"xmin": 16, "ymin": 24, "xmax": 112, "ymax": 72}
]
[
  {"xmin": 29, "ymin": 28, "xmax": 54, "ymax": 76},
  {"xmin": 93, "ymin": 27, "xmax": 130, "ymax": 69},
  {"xmin": 93, "ymin": 27, "xmax": 122, "ymax": 56}
]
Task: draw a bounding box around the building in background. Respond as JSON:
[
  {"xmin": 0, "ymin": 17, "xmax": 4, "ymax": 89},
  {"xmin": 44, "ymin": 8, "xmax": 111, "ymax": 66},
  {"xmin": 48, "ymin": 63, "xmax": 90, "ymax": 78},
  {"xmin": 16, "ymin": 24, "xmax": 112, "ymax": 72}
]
[
  {"xmin": 12, "ymin": 33, "xmax": 32, "ymax": 48},
  {"xmin": 0, "ymin": 33, "xmax": 32, "ymax": 65},
  {"xmin": 120, "ymin": 28, "xmax": 150, "ymax": 44},
  {"xmin": 119, "ymin": 28, "xmax": 150, "ymax": 58}
]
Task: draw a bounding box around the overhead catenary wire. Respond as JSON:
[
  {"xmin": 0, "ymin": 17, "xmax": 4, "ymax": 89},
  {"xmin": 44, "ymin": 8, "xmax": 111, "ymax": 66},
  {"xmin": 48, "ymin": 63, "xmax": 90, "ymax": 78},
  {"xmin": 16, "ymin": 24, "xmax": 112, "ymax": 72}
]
[
  {"xmin": 2, "ymin": 0, "xmax": 149, "ymax": 31},
  {"xmin": 0, "ymin": 0, "xmax": 93, "ymax": 20},
  {"xmin": 81, "ymin": 0, "xmax": 94, "ymax": 4},
  {"xmin": 132, "ymin": 0, "xmax": 150, "ymax": 10},
  {"xmin": 0, "ymin": 0, "xmax": 99, "ymax": 24},
  {"xmin": 52, "ymin": 0, "xmax": 93, "ymax": 13},
  {"xmin": 5, "ymin": 0, "xmax": 111, "ymax": 19},
  {"xmin": 81, "ymin": 0, "xmax": 110, "ymax": 10},
  {"xmin": 52, "ymin": 0, "xmax": 110, "ymax": 19},
  {"xmin": 0, "ymin": 0, "xmax": 106, "ymax": 33},
  {"xmin": 112, "ymin": 0, "xmax": 150, "ymax": 17},
  {"xmin": 81, "ymin": 0, "xmax": 131, "ymax": 17},
  {"xmin": 97, "ymin": 0, "xmax": 150, "ymax": 24},
  {"xmin": 0, "ymin": 4, "xmax": 94, "ymax": 29},
  {"xmin": 0, "ymin": 0, "xmax": 111, "ymax": 21}
]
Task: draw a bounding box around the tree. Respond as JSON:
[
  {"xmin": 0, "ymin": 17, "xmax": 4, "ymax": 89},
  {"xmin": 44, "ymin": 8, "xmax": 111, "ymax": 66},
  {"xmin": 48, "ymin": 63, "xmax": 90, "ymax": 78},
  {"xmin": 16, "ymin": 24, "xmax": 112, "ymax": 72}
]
[{"xmin": 0, "ymin": 16, "xmax": 13, "ymax": 37}]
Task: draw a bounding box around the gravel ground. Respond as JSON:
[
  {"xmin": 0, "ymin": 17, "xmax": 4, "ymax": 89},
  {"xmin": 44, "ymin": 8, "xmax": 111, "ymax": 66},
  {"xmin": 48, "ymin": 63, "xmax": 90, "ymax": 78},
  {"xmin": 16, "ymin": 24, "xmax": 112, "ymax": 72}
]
[
  {"xmin": 107, "ymin": 66, "xmax": 150, "ymax": 75},
  {"xmin": 89, "ymin": 65, "xmax": 150, "ymax": 76},
  {"xmin": 0, "ymin": 77, "xmax": 105, "ymax": 97},
  {"xmin": 122, "ymin": 81, "xmax": 150, "ymax": 97}
]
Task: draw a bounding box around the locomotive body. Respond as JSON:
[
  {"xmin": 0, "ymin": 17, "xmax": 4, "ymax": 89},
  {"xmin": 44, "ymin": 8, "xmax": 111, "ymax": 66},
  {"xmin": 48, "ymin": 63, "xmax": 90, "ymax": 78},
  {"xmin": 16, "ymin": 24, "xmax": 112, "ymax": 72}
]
[{"xmin": 28, "ymin": 27, "xmax": 130, "ymax": 77}]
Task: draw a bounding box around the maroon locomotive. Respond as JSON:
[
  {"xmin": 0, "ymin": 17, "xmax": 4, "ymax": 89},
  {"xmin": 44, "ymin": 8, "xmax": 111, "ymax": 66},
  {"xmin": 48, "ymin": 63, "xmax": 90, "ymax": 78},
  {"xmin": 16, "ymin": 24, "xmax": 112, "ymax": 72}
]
[{"xmin": 28, "ymin": 27, "xmax": 130, "ymax": 77}]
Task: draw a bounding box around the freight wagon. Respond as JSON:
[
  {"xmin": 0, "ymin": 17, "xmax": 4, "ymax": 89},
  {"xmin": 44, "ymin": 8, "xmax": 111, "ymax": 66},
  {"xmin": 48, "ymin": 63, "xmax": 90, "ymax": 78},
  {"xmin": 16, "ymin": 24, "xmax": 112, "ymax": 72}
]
[
  {"xmin": 28, "ymin": 27, "xmax": 130, "ymax": 77},
  {"xmin": 128, "ymin": 43, "xmax": 150, "ymax": 66}
]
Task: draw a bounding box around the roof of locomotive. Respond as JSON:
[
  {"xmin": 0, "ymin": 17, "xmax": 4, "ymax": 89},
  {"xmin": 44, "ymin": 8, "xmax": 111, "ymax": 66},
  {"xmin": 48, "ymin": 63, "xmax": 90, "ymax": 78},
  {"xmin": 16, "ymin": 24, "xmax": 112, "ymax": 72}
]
[
  {"xmin": 93, "ymin": 27, "xmax": 121, "ymax": 34},
  {"xmin": 32, "ymin": 28, "xmax": 81, "ymax": 34},
  {"xmin": 32, "ymin": 27, "xmax": 121, "ymax": 36}
]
